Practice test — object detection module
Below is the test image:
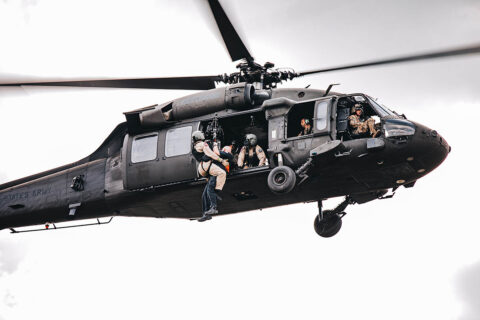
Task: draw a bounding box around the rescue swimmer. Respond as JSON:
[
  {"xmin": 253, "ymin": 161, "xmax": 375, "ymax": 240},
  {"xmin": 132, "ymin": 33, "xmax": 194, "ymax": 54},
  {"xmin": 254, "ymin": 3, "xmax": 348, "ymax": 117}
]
[{"xmin": 191, "ymin": 130, "xmax": 230, "ymax": 221}]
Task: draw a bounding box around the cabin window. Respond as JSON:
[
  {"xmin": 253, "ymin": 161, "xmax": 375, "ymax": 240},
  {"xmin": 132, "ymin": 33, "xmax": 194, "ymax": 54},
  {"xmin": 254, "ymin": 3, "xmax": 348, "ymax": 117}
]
[
  {"xmin": 315, "ymin": 101, "xmax": 329, "ymax": 131},
  {"xmin": 131, "ymin": 133, "xmax": 158, "ymax": 163},
  {"xmin": 165, "ymin": 126, "xmax": 192, "ymax": 157},
  {"xmin": 286, "ymin": 101, "xmax": 315, "ymax": 138}
]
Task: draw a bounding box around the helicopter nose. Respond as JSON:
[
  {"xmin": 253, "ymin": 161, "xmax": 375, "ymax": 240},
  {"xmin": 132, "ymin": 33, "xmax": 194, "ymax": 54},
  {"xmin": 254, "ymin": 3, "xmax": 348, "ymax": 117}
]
[{"xmin": 409, "ymin": 122, "xmax": 450, "ymax": 175}]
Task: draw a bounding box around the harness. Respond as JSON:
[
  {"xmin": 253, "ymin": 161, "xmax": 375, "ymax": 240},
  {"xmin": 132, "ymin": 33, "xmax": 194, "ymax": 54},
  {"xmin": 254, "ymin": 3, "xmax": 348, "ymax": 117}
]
[
  {"xmin": 192, "ymin": 141, "xmax": 215, "ymax": 176},
  {"xmin": 244, "ymin": 147, "xmax": 260, "ymax": 167},
  {"xmin": 201, "ymin": 161, "xmax": 214, "ymax": 177}
]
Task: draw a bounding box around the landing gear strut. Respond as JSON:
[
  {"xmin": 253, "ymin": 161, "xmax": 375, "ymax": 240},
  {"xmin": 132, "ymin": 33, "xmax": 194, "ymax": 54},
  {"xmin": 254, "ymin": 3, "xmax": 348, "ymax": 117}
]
[{"xmin": 314, "ymin": 197, "xmax": 354, "ymax": 238}]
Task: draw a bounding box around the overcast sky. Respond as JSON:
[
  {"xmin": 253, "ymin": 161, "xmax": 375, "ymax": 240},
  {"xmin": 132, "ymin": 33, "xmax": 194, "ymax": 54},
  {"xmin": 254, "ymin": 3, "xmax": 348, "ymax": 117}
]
[{"xmin": 1, "ymin": 1, "xmax": 480, "ymax": 319}]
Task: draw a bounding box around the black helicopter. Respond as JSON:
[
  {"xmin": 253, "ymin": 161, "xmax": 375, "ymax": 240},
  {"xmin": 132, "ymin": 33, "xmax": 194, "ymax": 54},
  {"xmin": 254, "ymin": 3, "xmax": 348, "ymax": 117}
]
[{"xmin": 0, "ymin": 0, "xmax": 474, "ymax": 237}]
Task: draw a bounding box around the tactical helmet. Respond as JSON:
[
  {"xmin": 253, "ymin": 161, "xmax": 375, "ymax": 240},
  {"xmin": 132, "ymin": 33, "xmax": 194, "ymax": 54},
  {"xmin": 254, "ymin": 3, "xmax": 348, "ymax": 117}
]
[
  {"xmin": 352, "ymin": 104, "xmax": 363, "ymax": 114},
  {"xmin": 192, "ymin": 130, "xmax": 205, "ymax": 143},
  {"xmin": 245, "ymin": 133, "xmax": 257, "ymax": 146}
]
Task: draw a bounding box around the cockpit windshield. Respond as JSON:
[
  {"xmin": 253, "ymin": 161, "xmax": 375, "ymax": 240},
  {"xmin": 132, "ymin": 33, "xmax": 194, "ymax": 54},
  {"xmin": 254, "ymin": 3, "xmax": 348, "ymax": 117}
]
[{"xmin": 367, "ymin": 97, "xmax": 394, "ymax": 117}]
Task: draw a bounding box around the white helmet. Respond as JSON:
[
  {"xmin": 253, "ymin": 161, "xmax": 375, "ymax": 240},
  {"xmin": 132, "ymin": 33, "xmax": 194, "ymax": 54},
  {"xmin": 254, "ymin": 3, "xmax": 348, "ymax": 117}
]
[
  {"xmin": 192, "ymin": 130, "xmax": 205, "ymax": 143},
  {"xmin": 245, "ymin": 133, "xmax": 257, "ymax": 146}
]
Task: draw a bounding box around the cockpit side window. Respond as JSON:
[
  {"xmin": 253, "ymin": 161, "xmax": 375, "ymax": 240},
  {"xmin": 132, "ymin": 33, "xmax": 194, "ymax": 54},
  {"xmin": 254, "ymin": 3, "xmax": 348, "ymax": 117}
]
[
  {"xmin": 336, "ymin": 95, "xmax": 383, "ymax": 140},
  {"xmin": 367, "ymin": 97, "xmax": 393, "ymax": 117}
]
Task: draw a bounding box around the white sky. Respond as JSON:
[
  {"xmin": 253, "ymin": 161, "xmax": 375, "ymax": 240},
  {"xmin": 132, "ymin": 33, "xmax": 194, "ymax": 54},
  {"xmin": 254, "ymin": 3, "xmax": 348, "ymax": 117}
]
[{"xmin": 0, "ymin": 1, "xmax": 480, "ymax": 319}]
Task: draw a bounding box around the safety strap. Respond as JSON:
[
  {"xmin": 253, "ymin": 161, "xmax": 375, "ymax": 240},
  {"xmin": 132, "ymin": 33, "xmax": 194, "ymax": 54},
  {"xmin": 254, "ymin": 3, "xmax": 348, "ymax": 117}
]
[{"xmin": 201, "ymin": 161, "xmax": 214, "ymax": 177}]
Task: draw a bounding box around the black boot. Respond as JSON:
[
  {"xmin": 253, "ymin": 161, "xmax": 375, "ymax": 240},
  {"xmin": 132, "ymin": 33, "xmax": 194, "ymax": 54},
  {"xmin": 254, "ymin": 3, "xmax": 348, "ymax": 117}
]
[
  {"xmin": 215, "ymin": 189, "xmax": 223, "ymax": 201},
  {"xmin": 197, "ymin": 212, "xmax": 212, "ymax": 222},
  {"xmin": 204, "ymin": 206, "xmax": 218, "ymax": 215}
]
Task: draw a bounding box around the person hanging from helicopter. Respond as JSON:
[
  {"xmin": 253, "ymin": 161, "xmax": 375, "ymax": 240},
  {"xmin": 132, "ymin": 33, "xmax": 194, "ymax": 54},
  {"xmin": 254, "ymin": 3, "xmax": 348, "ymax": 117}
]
[
  {"xmin": 192, "ymin": 130, "xmax": 230, "ymax": 222},
  {"xmin": 297, "ymin": 118, "xmax": 312, "ymax": 136},
  {"xmin": 348, "ymin": 104, "xmax": 380, "ymax": 138},
  {"xmin": 201, "ymin": 143, "xmax": 233, "ymax": 220},
  {"xmin": 237, "ymin": 133, "xmax": 267, "ymax": 169},
  {"xmin": 199, "ymin": 144, "xmax": 232, "ymax": 221}
]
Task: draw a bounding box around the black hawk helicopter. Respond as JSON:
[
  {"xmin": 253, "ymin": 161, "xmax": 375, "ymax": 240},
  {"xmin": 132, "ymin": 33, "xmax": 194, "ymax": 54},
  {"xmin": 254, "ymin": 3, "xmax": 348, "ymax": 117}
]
[{"xmin": 0, "ymin": 0, "xmax": 474, "ymax": 237}]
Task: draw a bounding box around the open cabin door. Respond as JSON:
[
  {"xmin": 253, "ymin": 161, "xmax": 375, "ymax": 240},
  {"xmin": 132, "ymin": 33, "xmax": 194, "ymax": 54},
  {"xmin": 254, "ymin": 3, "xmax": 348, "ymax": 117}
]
[
  {"xmin": 123, "ymin": 123, "xmax": 198, "ymax": 190},
  {"xmin": 268, "ymin": 96, "xmax": 337, "ymax": 167}
]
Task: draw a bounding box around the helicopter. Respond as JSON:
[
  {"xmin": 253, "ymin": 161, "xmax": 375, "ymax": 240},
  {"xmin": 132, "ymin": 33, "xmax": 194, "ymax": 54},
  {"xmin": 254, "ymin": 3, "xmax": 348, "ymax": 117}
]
[{"xmin": 0, "ymin": 0, "xmax": 474, "ymax": 237}]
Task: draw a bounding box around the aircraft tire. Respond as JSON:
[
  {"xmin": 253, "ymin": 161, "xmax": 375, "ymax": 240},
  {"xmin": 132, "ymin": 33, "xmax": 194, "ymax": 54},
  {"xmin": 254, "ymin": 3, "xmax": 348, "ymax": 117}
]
[
  {"xmin": 314, "ymin": 212, "xmax": 342, "ymax": 238},
  {"xmin": 267, "ymin": 166, "xmax": 296, "ymax": 194}
]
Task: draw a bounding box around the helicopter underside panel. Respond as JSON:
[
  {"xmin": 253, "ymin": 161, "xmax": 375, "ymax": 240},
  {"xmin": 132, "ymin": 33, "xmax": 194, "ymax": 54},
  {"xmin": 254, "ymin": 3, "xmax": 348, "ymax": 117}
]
[{"xmin": 113, "ymin": 163, "xmax": 394, "ymax": 220}]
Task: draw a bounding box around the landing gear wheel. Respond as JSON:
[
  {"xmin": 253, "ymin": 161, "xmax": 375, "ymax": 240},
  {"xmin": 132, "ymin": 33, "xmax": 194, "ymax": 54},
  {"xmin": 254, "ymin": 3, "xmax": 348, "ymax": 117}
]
[
  {"xmin": 314, "ymin": 210, "xmax": 343, "ymax": 238},
  {"xmin": 267, "ymin": 166, "xmax": 296, "ymax": 194}
]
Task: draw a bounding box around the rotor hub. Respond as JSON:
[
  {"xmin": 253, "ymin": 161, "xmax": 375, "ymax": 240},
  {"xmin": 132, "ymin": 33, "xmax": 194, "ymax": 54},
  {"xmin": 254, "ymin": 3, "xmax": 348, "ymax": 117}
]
[{"xmin": 219, "ymin": 60, "xmax": 298, "ymax": 89}]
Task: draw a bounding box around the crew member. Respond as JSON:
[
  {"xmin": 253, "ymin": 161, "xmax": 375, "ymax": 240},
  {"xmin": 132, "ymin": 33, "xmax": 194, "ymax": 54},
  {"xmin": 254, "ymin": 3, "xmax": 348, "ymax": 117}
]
[
  {"xmin": 237, "ymin": 134, "xmax": 267, "ymax": 169},
  {"xmin": 298, "ymin": 118, "xmax": 312, "ymax": 136},
  {"xmin": 201, "ymin": 145, "xmax": 233, "ymax": 216},
  {"xmin": 348, "ymin": 104, "xmax": 380, "ymax": 137},
  {"xmin": 221, "ymin": 141, "xmax": 240, "ymax": 171},
  {"xmin": 192, "ymin": 131, "xmax": 229, "ymax": 222}
]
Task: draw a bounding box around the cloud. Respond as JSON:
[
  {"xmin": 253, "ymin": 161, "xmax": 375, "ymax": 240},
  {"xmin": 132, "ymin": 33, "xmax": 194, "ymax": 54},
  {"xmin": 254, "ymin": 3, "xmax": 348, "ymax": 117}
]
[
  {"xmin": 3, "ymin": 291, "xmax": 16, "ymax": 308},
  {"xmin": 456, "ymin": 261, "xmax": 480, "ymax": 320},
  {"xmin": 0, "ymin": 172, "xmax": 7, "ymax": 184},
  {"xmin": 0, "ymin": 241, "xmax": 26, "ymax": 276}
]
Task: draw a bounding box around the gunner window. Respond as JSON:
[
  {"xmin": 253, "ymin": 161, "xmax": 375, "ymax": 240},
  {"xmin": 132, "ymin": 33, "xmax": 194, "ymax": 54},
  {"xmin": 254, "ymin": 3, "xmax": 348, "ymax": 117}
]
[{"xmin": 287, "ymin": 101, "xmax": 315, "ymax": 138}]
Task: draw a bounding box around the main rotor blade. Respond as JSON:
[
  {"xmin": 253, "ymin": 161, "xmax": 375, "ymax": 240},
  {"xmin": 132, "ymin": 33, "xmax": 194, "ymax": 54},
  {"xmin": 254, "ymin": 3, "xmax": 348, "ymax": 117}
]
[
  {"xmin": 0, "ymin": 76, "xmax": 223, "ymax": 90},
  {"xmin": 298, "ymin": 43, "xmax": 480, "ymax": 76},
  {"xmin": 207, "ymin": 0, "xmax": 254, "ymax": 63}
]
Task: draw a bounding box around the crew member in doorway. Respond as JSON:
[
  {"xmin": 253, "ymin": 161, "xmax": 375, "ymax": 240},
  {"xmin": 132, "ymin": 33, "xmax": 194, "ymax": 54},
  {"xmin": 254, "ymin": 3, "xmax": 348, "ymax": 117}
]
[
  {"xmin": 348, "ymin": 104, "xmax": 380, "ymax": 137},
  {"xmin": 192, "ymin": 131, "xmax": 229, "ymax": 222},
  {"xmin": 237, "ymin": 134, "xmax": 267, "ymax": 169},
  {"xmin": 298, "ymin": 118, "xmax": 312, "ymax": 136}
]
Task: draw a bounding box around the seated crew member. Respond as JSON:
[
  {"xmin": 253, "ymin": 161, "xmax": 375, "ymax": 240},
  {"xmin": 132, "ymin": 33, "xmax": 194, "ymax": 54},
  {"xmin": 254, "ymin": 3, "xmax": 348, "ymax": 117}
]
[
  {"xmin": 192, "ymin": 131, "xmax": 229, "ymax": 222},
  {"xmin": 237, "ymin": 134, "xmax": 267, "ymax": 169},
  {"xmin": 348, "ymin": 104, "xmax": 380, "ymax": 138},
  {"xmin": 298, "ymin": 118, "xmax": 312, "ymax": 136}
]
